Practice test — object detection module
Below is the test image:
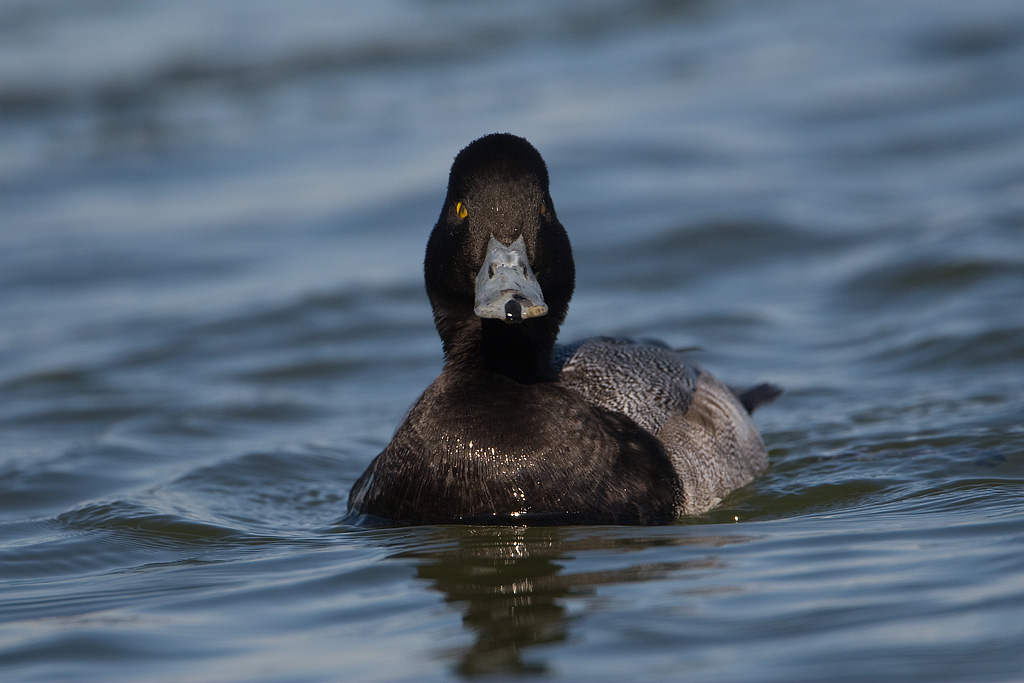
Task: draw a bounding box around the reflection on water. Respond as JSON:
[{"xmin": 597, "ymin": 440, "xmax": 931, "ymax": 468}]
[{"xmin": 395, "ymin": 526, "xmax": 751, "ymax": 677}]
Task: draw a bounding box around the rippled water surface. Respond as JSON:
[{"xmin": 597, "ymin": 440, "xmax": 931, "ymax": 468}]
[{"xmin": 2, "ymin": 1, "xmax": 1023, "ymax": 681}]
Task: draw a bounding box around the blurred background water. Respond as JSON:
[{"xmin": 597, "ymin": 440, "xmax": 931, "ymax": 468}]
[{"xmin": 1, "ymin": 1, "xmax": 1023, "ymax": 681}]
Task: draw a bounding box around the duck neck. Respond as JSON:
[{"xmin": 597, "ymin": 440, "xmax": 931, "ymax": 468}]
[{"xmin": 443, "ymin": 316, "xmax": 558, "ymax": 384}]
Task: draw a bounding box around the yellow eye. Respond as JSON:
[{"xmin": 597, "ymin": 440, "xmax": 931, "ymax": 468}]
[
  {"xmin": 455, "ymin": 201, "xmax": 468, "ymax": 219},
  {"xmin": 540, "ymin": 202, "xmax": 547, "ymax": 216}
]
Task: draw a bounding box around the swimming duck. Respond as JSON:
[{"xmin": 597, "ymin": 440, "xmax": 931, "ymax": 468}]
[{"xmin": 347, "ymin": 133, "xmax": 779, "ymax": 525}]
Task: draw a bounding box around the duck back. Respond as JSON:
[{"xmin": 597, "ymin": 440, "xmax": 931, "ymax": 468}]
[{"xmin": 557, "ymin": 337, "xmax": 770, "ymax": 515}]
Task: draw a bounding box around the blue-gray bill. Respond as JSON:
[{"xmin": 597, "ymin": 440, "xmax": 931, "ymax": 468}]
[{"xmin": 473, "ymin": 235, "xmax": 548, "ymax": 324}]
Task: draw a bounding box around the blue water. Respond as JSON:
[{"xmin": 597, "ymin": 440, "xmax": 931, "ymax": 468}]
[{"xmin": 2, "ymin": 1, "xmax": 1023, "ymax": 681}]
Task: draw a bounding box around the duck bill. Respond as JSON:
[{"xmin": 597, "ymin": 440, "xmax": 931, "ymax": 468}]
[{"xmin": 474, "ymin": 236, "xmax": 548, "ymax": 324}]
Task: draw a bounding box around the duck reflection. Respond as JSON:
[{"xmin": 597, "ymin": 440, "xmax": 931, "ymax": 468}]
[{"xmin": 395, "ymin": 525, "xmax": 734, "ymax": 678}]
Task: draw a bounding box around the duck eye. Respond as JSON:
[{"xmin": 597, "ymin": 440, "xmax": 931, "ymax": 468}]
[
  {"xmin": 455, "ymin": 201, "xmax": 468, "ymax": 219},
  {"xmin": 539, "ymin": 202, "xmax": 547, "ymax": 216}
]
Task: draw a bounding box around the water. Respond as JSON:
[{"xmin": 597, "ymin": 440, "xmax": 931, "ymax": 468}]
[{"xmin": 2, "ymin": 1, "xmax": 1023, "ymax": 680}]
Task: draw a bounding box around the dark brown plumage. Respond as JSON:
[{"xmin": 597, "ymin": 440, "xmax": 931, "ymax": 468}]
[{"xmin": 347, "ymin": 134, "xmax": 778, "ymax": 525}]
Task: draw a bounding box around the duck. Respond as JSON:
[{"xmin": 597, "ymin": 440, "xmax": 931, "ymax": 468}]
[{"xmin": 347, "ymin": 133, "xmax": 779, "ymax": 525}]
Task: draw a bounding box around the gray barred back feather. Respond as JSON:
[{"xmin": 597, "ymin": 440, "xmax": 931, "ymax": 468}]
[{"xmin": 556, "ymin": 337, "xmax": 769, "ymax": 515}]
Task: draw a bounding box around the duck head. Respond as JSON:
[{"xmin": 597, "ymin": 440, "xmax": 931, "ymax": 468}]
[{"xmin": 425, "ymin": 134, "xmax": 575, "ymax": 379}]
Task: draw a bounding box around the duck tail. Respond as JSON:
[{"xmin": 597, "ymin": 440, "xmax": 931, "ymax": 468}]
[{"xmin": 735, "ymin": 383, "xmax": 783, "ymax": 414}]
